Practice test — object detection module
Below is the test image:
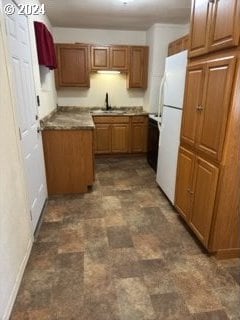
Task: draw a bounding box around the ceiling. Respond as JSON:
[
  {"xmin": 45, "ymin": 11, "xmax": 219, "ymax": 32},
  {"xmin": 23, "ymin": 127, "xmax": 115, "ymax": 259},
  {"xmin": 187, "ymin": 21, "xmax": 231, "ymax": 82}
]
[{"xmin": 41, "ymin": 0, "xmax": 191, "ymax": 30}]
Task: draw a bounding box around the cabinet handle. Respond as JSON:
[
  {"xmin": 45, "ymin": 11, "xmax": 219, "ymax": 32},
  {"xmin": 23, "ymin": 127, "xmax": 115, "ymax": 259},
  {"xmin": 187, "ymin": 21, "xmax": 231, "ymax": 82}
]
[
  {"xmin": 187, "ymin": 188, "xmax": 194, "ymax": 195},
  {"xmin": 196, "ymin": 105, "xmax": 204, "ymax": 111}
]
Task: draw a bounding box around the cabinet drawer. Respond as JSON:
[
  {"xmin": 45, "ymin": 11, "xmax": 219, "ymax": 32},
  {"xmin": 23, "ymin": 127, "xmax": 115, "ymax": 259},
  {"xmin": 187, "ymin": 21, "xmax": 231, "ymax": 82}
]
[
  {"xmin": 132, "ymin": 115, "xmax": 148, "ymax": 124},
  {"xmin": 93, "ymin": 116, "xmax": 130, "ymax": 124}
]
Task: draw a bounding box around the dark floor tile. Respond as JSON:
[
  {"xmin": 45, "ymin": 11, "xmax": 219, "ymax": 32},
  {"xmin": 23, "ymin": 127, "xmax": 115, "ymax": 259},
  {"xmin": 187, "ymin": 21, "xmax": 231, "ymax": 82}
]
[
  {"xmin": 110, "ymin": 248, "xmax": 143, "ymax": 279},
  {"xmin": 227, "ymin": 266, "xmax": 240, "ymax": 286},
  {"xmin": 193, "ymin": 310, "xmax": 230, "ymax": 320},
  {"xmin": 140, "ymin": 259, "xmax": 168, "ymax": 275},
  {"xmin": 150, "ymin": 292, "xmax": 190, "ymax": 320},
  {"xmin": 56, "ymin": 252, "xmax": 84, "ymax": 271},
  {"xmin": 36, "ymin": 222, "xmax": 61, "ymax": 243},
  {"xmin": 83, "ymin": 293, "xmax": 120, "ymax": 320},
  {"xmin": 107, "ymin": 226, "xmax": 134, "ymax": 249}
]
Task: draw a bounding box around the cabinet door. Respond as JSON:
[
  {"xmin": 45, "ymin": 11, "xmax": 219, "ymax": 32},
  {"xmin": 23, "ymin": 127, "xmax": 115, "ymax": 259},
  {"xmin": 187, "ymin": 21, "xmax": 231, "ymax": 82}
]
[
  {"xmin": 131, "ymin": 123, "xmax": 148, "ymax": 153},
  {"xmin": 111, "ymin": 124, "xmax": 129, "ymax": 153},
  {"xmin": 209, "ymin": 0, "xmax": 240, "ymax": 52},
  {"xmin": 91, "ymin": 46, "xmax": 109, "ymax": 70},
  {"xmin": 94, "ymin": 124, "xmax": 111, "ymax": 154},
  {"xmin": 175, "ymin": 147, "xmax": 195, "ymax": 221},
  {"xmin": 189, "ymin": 0, "xmax": 213, "ymax": 57},
  {"xmin": 56, "ymin": 44, "xmax": 89, "ymax": 87},
  {"xmin": 128, "ymin": 46, "xmax": 148, "ymax": 89},
  {"xmin": 181, "ymin": 66, "xmax": 204, "ymax": 147},
  {"xmin": 190, "ymin": 157, "xmax": 219, "ymax": 246},
  {"xmin": 110, "ymin": 46, "xmax": 129, "ymax": 71},
  {"xmin": 197, "ymin": 57, "xmax": 236, "ymax": 161}
]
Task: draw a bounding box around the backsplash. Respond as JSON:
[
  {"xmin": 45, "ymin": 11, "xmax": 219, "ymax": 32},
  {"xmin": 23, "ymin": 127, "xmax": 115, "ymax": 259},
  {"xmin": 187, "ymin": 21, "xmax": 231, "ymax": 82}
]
[{"xmin": 57, "ymin": 73, "xmax": 145, "ymax": 108}]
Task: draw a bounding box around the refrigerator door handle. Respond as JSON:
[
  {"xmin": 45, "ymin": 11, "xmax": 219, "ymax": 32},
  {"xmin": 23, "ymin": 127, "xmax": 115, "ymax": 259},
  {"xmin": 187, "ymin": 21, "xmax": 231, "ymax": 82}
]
[{"xmin": 158, "ymin": 73, "xmax": 166, "ymax": 131}]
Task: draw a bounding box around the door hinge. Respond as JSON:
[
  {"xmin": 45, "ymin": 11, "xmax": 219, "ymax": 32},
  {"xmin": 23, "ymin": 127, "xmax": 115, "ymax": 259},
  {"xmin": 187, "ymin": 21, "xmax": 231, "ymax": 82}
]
[
  {"xmin": 30, "ymin": 210, "xmax": 33, "ymax": 220},
  {"xmin": 18, "ymin": 127, "xmax": 22, "ymax": 140},
  {"xmin": 37, "ymin": 95, "xmax": 40, "ymax": 107}
]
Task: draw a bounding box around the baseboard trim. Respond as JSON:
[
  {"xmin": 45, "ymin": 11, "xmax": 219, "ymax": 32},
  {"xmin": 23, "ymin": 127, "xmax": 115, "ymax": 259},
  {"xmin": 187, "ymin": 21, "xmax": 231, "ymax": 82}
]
[
  {"xmin": 3, "ymin": 238, "xmax": 33, "ymax": 320},
  {"xmin": 215, "ymin": 248, "xmax": 240, "ymax": 260}
]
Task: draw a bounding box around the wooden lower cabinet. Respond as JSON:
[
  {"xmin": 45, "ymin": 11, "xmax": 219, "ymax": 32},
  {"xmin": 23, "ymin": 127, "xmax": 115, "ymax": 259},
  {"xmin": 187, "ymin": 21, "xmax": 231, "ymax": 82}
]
[
  {"xmin": 112, "ymin": 124, "xmax": 129, "ymax": 153},
  {"xmin": 94, "ymin": 124, "xmax": 111, "ymax": 154},
  {"xmin": 175, "ymin": 148, "xmax": 219, "ymax": 249},
  {"xmin": 175, "ymin": 147, "xmax": 195, "ymax": 221},
  {"xmin": 93, "ymin": 115, "xmax": 148, "ymax": 155},
  {"xmin": 42, "ymin": 130, "xmax": 94, "ymax": 195},
  {"xmin": 131, "ymin": 117, "xmax": 148, "ymax": 153},
  {"xmin": 190, "ymin": 156, "xmax": 219, "ymax": 246}
]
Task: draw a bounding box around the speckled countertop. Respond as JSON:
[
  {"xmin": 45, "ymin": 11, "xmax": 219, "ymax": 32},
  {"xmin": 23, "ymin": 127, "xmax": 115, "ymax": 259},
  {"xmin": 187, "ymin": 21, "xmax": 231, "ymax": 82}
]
[{"xmin": 41, "ymin": 106, "xmax": 148, "ymax": 130}]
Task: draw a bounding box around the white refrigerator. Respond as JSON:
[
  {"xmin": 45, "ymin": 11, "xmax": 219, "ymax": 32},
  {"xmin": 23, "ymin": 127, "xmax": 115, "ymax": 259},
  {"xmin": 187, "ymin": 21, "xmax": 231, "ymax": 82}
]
[{"xmin": 156, "ymin": 50, "xmax": 188, "ymax": 204}]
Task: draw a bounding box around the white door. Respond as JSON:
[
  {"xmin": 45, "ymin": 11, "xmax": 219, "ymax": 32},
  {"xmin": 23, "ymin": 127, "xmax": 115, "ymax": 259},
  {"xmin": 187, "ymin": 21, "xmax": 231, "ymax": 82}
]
[
  {"xmin": 156, "ymin": 106, "xmax": 182, "ymax": 204},
  {"xmin": 163, "ymin": 51, "xmax": 188, "ymax": 109},
  {"xmin": 4, "ymin": 0, "xmax": 47, "ymax": 231}
]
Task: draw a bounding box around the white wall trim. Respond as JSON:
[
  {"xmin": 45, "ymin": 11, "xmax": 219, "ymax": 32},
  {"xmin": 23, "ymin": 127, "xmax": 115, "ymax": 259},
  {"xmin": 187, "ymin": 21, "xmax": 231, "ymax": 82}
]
[{"xmin": 3, "ymin": 239, "xmax": 33, "ymax": 320}]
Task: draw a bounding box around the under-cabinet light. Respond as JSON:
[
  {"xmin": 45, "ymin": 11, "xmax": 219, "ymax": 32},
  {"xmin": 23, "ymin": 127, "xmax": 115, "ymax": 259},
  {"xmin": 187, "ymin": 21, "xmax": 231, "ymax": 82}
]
[{"xmin": 97, "ymin": 70, "xmax": 121, "ymax": 74}]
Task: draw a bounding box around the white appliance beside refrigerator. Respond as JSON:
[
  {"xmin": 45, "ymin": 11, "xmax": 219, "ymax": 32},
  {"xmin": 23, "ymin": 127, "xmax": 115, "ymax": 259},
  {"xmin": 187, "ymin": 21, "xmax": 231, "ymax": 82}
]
[{"xmin": 156, "ymin": 50, "xmax": 188, "ymax": 204}]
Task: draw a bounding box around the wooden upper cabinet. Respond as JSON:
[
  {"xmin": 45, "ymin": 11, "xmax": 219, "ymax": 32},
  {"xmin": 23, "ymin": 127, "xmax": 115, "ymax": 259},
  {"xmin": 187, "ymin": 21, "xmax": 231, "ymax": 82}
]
[
  {"xmin": 181, "ymin": 66, "xmax": 204, "ymax": 147},
  {"xmin": 209, "ymin": 0, "xmax": 240, "ymax": 52},
  {"xmin": 91, "ymin": 45, "xmax": 129, "ymax": 71},
  {"xmin": 189, "ymin": 0, "xmax": 213, "ymax": 57},
  {"xmin": 190, "ymin": 156, "xmax": 219, "ymax": 246},
  {"xmin": 189, "ymin": 0, "xmax": 240, "ymax": 57},
  {"xmin": 110, "ymin": 46, "xmax": 129, "ymax": 71},
  {"xmin": 56, "ymin": 44, "xmax": 90, "ymax": 87},
  {"xmin": 197, "ymin": 57, "xmax": 236, "ymax": 161},
  {"xmin": 91, "ymin": 46, "xmax": 110, "ymax": 70},
  {"xmin": 168, "ymin": 35, "xmax": 189, "ymax": 56},
  {"xmin": 175, "ymin": 147, "xmax": 195, "ymax": 221},
  {"xmin": 128, "ymin": 46, "xmax": 149, "ymax": 89}
]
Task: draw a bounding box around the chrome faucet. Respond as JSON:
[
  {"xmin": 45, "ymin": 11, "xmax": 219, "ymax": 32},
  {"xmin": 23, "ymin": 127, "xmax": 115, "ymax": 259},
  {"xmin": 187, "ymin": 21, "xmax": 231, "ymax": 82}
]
[{"xmin": 105, "ymin": 92, "xmax": 111, "ymax": 110}]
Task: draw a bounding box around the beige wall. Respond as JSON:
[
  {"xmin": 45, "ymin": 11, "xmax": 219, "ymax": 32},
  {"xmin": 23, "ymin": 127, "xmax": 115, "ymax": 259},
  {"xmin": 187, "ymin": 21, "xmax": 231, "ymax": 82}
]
[
  {"xmin": 144, "ymin": 23, "xmax": 189, "ymax": 113},
  {"xmin": 53, "ymin": 27, "xmax": 147, "ymax": 108},
  {"xmin": 0, "ymin": 8, "xmax": 33, "ymax": 320}
]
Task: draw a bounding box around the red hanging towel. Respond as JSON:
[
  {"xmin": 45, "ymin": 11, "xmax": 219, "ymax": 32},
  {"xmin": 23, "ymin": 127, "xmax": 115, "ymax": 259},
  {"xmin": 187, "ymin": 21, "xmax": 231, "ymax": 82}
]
[{"xmin": 34, "ymin": 21, "xmax": 57, "ymax": 70}]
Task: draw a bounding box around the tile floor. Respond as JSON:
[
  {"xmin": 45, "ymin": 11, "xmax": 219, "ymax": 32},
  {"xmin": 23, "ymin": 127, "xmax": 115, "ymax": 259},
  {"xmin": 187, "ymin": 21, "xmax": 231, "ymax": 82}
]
[{"xmin": 11, "ymin": 157, "xmax": 240, "ymax": 320}]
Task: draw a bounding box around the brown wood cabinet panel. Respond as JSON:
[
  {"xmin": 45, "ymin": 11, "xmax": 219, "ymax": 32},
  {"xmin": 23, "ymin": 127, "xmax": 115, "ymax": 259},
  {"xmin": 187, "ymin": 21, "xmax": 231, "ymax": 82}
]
[
  {"xmin": 93, "ymin": 115, "xmax": 147, "ymax": 155},
  {"xmin": 110, "ymin": 46, "xmax": 129, "ymax": 71},
  {"xmin": 181, "ymin": 66, "xmax": 204, "ymax": 147},
  {"xmin": 209, "ymin": 0, "xmax": 240, "ymax": 52},
  {"xmin": 189, "ymin": 0, "xmax": 213, "ymax": 57},
  {"xmin": 175, "ymin": 147, "xmax": 195, "ymax": 221},
  {"xmin": 131, "ymin": 122, "xmax": 148, "ymax": 153},
  {"xmin": 197, "ymin": 57, "xmax": 236, "ymax": 161},
  {"xmin": 190, "ymin": 156, "xmax": 219, "ymax": 246},
  {"xmin": 111, "ymin": 124, "xmax": 129, "ymax": 153},
  {"xmin": 94, "ymin": 124, "xmax": 111, "ymax": 154},
  {"xmin": 91, "ymin": 46, "xmax": 110, "ymax": 70},
  {"xmin": 56, "ymin": 44, "xmax": 90, "ymax": 87},
  {"xmin": 93, "ymin": 116, "xmax": 130, "ymax": 124},
  {"xmin": 128, "ymin": 46, "xmax": 148, "ymax": 89},
  {"xmin": 42, "ymin": 130, "xmax": 94, "ymax": 195},
  {"xmin": 168, "ymin": 35, "xmax": 189, "ymax": 57}
]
